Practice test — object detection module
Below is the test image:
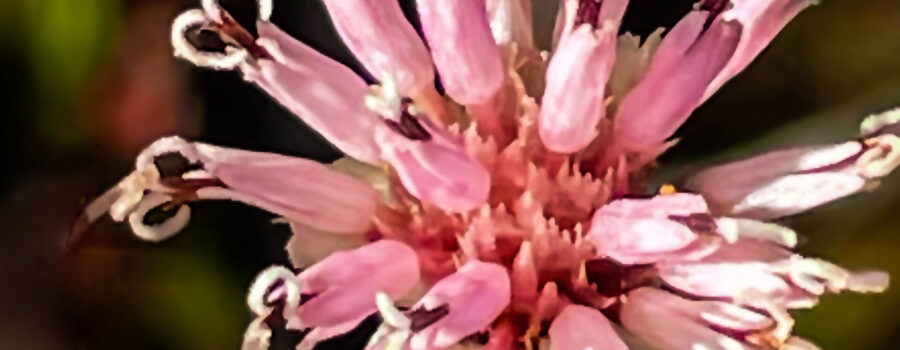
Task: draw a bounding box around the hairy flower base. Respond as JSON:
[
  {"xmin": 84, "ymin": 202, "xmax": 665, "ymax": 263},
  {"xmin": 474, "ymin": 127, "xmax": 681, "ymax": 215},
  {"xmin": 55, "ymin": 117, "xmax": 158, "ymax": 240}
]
[{"xmin": 81, "ymin": 0, "xmax": 898, "ymax": 349}]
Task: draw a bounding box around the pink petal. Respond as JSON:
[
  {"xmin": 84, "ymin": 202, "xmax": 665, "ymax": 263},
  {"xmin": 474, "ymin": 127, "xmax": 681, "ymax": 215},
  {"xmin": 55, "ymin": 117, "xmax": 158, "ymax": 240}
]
[
  {"xmin": 193, "ymin": 143, "xmax": 378, "ymax": 233},
  {"xmin": 486, "ymin": 0, "xmax": 534, "ymax": 49},
  {"xmin": 409, "ymin": 261, "xmax": 511, "ymax": 350},
  {"xmin": 614, "ymin": 12, "xmax": 742, "ymax": 152},
  {"xmin": 548, "ymin": 305, "xmax": 627, "ymax": 350},
  {"xmin": 621, "ymin": 288, "xmax": 764, "ymax": 350},
  {"xmin": 539, "ymin": 24, "xmax": 617, "ymax": 153},
  {"xmin": 586, "ymin": 194, "xmax": 712, "ymax": 264},
  {"xmin": 320, "ymin": 0, "xmax": 435, "ymax": 96},
  {"xmin": 417, "ymin": 0, "xmax": 505, "ymax": 105},
  {"xmin": 246, "ymin": 22, "xmax": 383, "ymax": 164},
  {"xmin": 658, "ymin": 261, "xmax": 793, "ymax": 301},
  {"xmin": 704, "ymin": 0, "xmax": 817, "ymax": 99},
  {"xmin": 687, "ymin": 141, "xmax": 872, "ymax": 219},
  {"xmin": 292, "ymin": 240, "xmax": 420, "ymax": 329},
  {"xmin": 376, "ymin": 125, "xmax": 490, "ymax": 213}
]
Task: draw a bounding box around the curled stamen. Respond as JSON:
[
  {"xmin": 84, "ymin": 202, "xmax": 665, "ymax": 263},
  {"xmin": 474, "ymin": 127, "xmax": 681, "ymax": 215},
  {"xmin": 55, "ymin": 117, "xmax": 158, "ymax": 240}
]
[
  {"xmin": 257, "ymin": 0, "xmax": 273, "ymax": 22},
  {"xmin": 737, "ymin": 290, "xmax": 794, "ymax": 343},
  {"xmin": 858, "ymin": 134, "xmax": 900, "ymax": 178},
  {"xmin": 201, "ymin": 0, "xmax": 223, "ymax": 22},
  {"xmin": 248, "ymin": 266, "xmax": 301, "ymax": 319},
  {"xmin": 371, "ymin": 293, "xmax": 451, "ymax": 350},
  {"xmin": 371, "ymin": 292, "xmax": 413, "ymax": 349},
  {"xmin": 860, "ymin": 108, "xmax": 900, "ymax": 137},
  {"xmin": 377, "ymin": 292, "xmax": 412, "ymax": 329},
  {"xmin": 241, "ymin": 316, "xmax": 272, "ymax": 350},
  {"xmin": 171, "ymin": 9, "xmax": 249, "ymax": 70},
  {"xmin": 127, "ymin": 193, "xmax": 191, "ymax": 242}
]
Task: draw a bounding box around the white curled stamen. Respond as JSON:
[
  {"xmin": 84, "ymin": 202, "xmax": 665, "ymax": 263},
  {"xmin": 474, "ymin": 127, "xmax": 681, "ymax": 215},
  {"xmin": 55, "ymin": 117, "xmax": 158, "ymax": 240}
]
[
  {"xmin": 737, "ymin": 290, "xmax": 794, "ymax": 343},
  {"xmin": 368, "ymin": 292, "xmax": 413, "ymax": 350},
  {"xmin": 860, "ymin": 108, "xmax": 900, "ymax": 136},
  {"xmin": 247, "ymin": 266, "xmax": 301, "ymax": 320},
  {"xmin": 200, "ymin": 0, "xmax": 223, "ymax": 22},
  {"xmin": 241, "ymin": 316, "xmax": 272, "ymax": 350},
  {"xmin": 257, "ymin": 0, "xmax": 273, "ymax": 22},
  {"xmin": 135, "ymin": 136, "xmax": 200, "ymax": 173},
  {"xmin": 376, "ymin": 292, "xmax": 411, "ymax": 329},
  {"xmin": 171, "ymin": 9, "xmax": 249, "ymax": 70},
  {"xmin": 108, "ymin": 170, "xmax": 155, "ymax": 222},
  {"xmin": 127, "ymin": 193, "xmax": 191, "ymax": 242},
  {"xmin": 857, "ymin": 134, "xmax": 900, "ymax": 178}
]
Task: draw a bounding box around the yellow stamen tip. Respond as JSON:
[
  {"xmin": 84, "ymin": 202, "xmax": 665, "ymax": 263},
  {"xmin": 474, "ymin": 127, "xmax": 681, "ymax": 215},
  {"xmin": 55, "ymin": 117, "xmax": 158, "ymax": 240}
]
[{"xmin": 659, "ymin": 184, "xmax": 677, "ymax": 195}]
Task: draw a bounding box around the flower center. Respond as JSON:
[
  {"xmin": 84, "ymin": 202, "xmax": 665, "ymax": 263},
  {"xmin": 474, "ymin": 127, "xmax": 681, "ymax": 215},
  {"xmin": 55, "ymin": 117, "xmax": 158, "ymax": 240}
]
[{"xmin": 574, "ymin": 0, "xmax": 604, "ymax": 28}]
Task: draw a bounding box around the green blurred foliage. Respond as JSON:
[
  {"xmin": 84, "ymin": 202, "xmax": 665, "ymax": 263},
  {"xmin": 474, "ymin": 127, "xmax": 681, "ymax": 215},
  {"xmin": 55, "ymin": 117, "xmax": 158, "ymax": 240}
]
[{"xmin": 14, "ymin": 0, "xmax": 120, "ymax": 147}]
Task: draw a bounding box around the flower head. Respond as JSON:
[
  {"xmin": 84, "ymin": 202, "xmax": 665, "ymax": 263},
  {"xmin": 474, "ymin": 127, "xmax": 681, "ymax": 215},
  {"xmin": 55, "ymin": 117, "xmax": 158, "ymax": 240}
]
[{"xmin": 82, "ymin": 0, "xmax": 898, "ymax": 349}]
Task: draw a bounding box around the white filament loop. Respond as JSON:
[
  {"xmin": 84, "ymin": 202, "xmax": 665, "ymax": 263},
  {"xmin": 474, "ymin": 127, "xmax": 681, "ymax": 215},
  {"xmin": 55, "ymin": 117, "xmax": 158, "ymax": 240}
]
[
  {"xmin": 241, "ymin": 317, "xmax": 272, "ymax": 350},
  {"xmin": 857, "ymin": 134, "xmax": 900, "ymax": 178},
  {"xmin": 135, "ymin": 136, "xmax": 200, "ymax": 173},
  {"xmin": 127, "ymin": 192, "xmax": 191, "ymax": 242},
  {"xmin": 171, "ymin": 9, "xmax": 249, "ymax": 70},
  {"xmin": 200, "ymin": 0, "xmax": 223, "ymax": 22},
  {"xmin": 368, "ymin": 292, "xmax": 413, "ymax": 350},
  {"xmin": 247, "ymin": 266, "xmax": 301, "ymax": 320},
  {"xmin": 736, "ymin": 290, "xmax": 794, "ymax": 343},
  {"xmin": 860, "ymin": 108, "xmax": 900, "ymax": 136},
  {"xmin": 258, "ymin": 0, "xmax": 273, "ymax": 22}
]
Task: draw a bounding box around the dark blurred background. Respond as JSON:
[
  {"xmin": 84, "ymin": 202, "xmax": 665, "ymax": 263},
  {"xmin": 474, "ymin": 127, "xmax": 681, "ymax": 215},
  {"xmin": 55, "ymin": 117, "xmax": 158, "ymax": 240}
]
[{"xmin": 1, "ymin": 0, "xmax": 899, "ymax": 349}]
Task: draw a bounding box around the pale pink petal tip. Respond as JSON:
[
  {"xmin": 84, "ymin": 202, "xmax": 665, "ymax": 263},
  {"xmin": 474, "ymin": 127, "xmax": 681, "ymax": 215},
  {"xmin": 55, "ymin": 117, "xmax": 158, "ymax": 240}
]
[
  {"xmin": 417, "ymin": 0, "xmax": 505, "ymax": 105},
  {"xmin": 250, "ymin": 22, "xmax": 383, "ymax": 164},
  {"xmin": 320, "ymin": 0, "xmax": 434, "ymax": 96},
  {"xmin": 705, "ymin": 0, "xmax": 818, "ymax": 99},
  {"xmin": 539, "ymin": 24, "xmax": 617, "ymax": 153},
  {"xmin": 486, "ymin": 0, "xmax": 534, "ymax": 49},
  {"xmin": 549, "ymin": 305, "xmax": 627, "ymax": 350},
  {"xmin": 192, "ymin": 142, "xmax": 379, "ymax": 233},
  {"xmin": 587, "ymin": 194, "xmax": 719, "ymax": 264},
  {"xmin": 291, "ymin": 240, "xmax": 419, "ymax": 331},
  {"xmin": 614, "ymin": 11, "xmax": 742, "ymax": 152},
  {"xmin": 689, "ymin": 132, "xmax": 900, "ymax": 219}
]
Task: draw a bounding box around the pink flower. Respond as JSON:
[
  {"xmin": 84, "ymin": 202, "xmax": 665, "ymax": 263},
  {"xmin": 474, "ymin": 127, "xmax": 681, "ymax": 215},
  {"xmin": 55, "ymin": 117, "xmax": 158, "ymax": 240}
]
[
  {"xmin": 688, "ymin": 120, "xmax": 900, "ymax": 219},
  {"xmin": 621, "ymin": 287, "xmax": 780, "ymax": 349},
  {"xmin": 416, "ymin": 0, "xmax": 505, "ymax": 105},
  {"xmin": 85, "ymin": 136, "xmax": 378, "ymax": 241},
  {"xmin": 320, "ymin": 0, "xmax": 435, "ymax": 96},
  {"xmin": 82, "ymin": 0, "xmax": 897, "ymax": 349},
  {"xmin": 586, "ymin": 194, "xmax": 725, "ymax": 264},
  {"xmin": 369, "ymin": 261, "xmax": 511, "ymax": 350},
  {"xmin": 539, "ymin": 23, "xmax": 618, "ymax": 153},
  {"xmin": 549, "ymin": 305, "xmax": 627, "ymax": 350},
  {"xmin": 613, "ymin": 9, "xmax": 742, "ymax": 153},
  {"xmin": 245, "ymin": 240, "xmax": 420, "ymax": 350}
]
